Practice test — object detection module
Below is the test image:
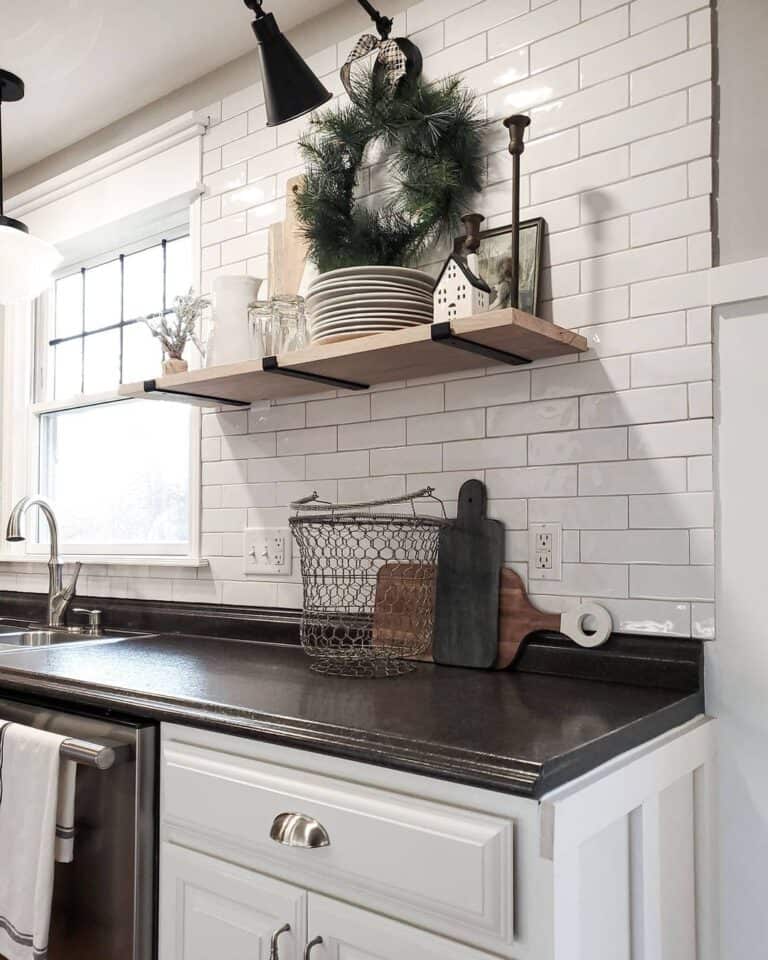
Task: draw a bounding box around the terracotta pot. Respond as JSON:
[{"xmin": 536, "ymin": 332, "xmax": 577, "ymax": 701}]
[{"xmin": 162, "ymin": 356, "xmax": 188, "ymax": 375}]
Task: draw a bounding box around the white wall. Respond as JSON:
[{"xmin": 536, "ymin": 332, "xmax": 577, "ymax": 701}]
[{"xmin": 0, "ymin": 0, "xmax": 716, "ymax": 630}]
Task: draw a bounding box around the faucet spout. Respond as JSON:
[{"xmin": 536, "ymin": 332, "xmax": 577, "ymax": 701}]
[{"xmin": 5, "ymin": 496, "xmax": 77, "ymax": 628}]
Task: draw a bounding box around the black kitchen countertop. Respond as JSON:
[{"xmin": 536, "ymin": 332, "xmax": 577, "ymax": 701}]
[{"xmin": 0, "ymin": 632, "xmax": 704, "ymax": 797}]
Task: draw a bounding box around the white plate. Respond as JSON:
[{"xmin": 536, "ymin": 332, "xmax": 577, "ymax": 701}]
[
  {"xmin": 313, "ymin": 266, "xmax": 434, "ymax": 286},
  {"xmin": 307, "ymin": 289, "xmax": 433, "ymax": 307},
  {"xmin": 310, "ymin": 319, "xmax": 429, "ymax": 335},
  {"xmin": 308, "ymin": 280, "xmax": 435, "ymax": 300},
  {"xmin": 309, "ymin": 305, "xmax": 433, "ymax": 323},
  {"xmin": 310, "ymin": 313, "xmax": 432, "ymax": 330},
  {"xmin": 311, "ymin": 329, "xmax": 408, "ymax": 344}
]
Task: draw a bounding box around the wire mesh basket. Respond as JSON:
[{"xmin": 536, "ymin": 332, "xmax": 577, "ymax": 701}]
[{"xmin": 290, "ymin": 488, "xmax": 447, "ymax": 678}]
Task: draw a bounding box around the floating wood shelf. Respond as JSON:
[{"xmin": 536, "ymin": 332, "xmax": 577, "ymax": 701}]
[{"xmin": 118, "ymin": 309, "xmax": 587, "ymax": 408}]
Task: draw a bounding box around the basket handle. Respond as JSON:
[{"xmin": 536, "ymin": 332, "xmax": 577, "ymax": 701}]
[{"xmin": 290, "ymin": 487, "xmax": 441, "ymax": 514}]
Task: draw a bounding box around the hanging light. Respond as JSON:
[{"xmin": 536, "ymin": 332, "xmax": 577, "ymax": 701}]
[
  {"xmin": 243, "ymin": 1, "xmax": 332, "ymax": 127},
  {"xmin": 0, "ymin": 70, "xmax": 61, "ymax": 307}
]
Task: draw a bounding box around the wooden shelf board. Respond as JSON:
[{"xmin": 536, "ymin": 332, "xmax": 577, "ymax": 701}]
[{"xmin": 118, "ymin": 310, "xmax": 587, "ymax": 406}]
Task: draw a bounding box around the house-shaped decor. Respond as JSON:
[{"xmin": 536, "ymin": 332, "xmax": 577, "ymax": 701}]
[{"xmin": 433, "ymin": 254, "xmax": 492, "ymax": 322}]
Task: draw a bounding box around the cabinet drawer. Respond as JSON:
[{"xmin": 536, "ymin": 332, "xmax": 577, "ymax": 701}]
[{"xmin": 162, "ymin": 736, "xmax": 514, "ymax": 949}]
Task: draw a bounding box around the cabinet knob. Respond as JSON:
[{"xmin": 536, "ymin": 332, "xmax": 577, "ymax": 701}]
[
  {"xmin": 270, "ymin": 812, "xmax": 330, "ymax": 849},
  {"xmin": 269, "ymin": 923, "xmax": 290, "ymax": 960},
  {"xmin": 303, "ymin": 936, "xmax": 323, "ymax": 960}
]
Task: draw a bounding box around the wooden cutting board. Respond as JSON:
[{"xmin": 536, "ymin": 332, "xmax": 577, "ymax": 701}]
[
  {"xmin": 497, "ymin": 568, "xmax": 562, "ymax": 669},
  {"xmin": 433, "ymin": 480, "xmax": 504, "ymax": 668},
  {"xmin": 268, "ymin": 175, "xmax": 310, "ymax": 297}
]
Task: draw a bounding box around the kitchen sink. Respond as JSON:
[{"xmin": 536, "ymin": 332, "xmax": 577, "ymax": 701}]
[{"xmin": 0, "ymin": 619, "xmax": 140, "ymax": 651}]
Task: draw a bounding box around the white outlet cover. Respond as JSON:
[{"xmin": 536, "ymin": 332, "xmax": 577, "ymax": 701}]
[
  {"xmin": 243, "ymin": 527, "xmax": 292, "ymax": 576},
  {"xmin": 529, "ymin": 523, "xmax": 562, "ymax": 581}
]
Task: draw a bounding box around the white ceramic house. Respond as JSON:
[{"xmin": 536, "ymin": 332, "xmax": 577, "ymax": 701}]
[{"xmin": 433, "ymin": 254, "xmax": 491, "ymax": 322}]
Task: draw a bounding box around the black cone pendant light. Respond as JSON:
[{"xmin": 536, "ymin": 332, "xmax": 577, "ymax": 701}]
[{"xmin": 243, "ymin": 0, "xmax": 332, "ymax": 127}]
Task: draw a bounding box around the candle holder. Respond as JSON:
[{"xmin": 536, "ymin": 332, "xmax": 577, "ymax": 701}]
[{"xmin": 503, "ymin": 114, "xmax": 531, "ymax": 309}]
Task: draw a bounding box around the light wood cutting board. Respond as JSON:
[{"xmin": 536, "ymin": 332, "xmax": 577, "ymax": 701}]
[{"xmin": 269, "ymin": 174, "xmax": 312, "ymax": 297}]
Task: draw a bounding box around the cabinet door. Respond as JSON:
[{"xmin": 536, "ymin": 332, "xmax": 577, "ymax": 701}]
[
  {"xmin": 160, "ymin": 843, "xmax": 306, "ymax": 960},
  {"xmin": 306, "ymin": 894, "xmax": 495, "ymax": 960}
]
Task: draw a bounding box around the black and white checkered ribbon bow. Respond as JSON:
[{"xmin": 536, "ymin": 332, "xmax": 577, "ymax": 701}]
[{"xmin": 341, "ymin": 34, "xmax": 409, "ymax": 95}]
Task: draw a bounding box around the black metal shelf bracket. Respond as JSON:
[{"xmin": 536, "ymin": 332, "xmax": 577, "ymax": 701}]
[
  {"xmin": 262, "ymin": 356, "xmax": 369, "ymax": 391},
  {"xmin": 142, "ymin": 380, "xmax": 250, "ymax": 408},
  {"xmin": 430, "ymin": 321, "xmax": 531, "ymax": 366}
]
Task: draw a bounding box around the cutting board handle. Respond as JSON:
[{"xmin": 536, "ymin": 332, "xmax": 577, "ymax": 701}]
[{"xmin": 456, "ymin": 479, "xmax": 487, "ymax": 527}]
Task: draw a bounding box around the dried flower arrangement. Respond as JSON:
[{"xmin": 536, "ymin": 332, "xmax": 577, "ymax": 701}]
[{"xmin": 143, "ymin": 289, "xmax": 209, "ymax": 373}]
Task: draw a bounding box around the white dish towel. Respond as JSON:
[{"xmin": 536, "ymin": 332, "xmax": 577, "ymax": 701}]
[{"xmin": 0, "ymin": 720, "xmax": 78, "ymax": 960}]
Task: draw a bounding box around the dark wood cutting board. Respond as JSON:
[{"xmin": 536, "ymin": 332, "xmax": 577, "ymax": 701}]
[{"xmin": 433, "ymin": 479, "xmax": 504, "ymax": 668}]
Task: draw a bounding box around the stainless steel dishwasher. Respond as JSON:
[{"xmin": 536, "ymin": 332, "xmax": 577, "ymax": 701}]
[{"xmin": 0, "ymin": 694, "xmax": 157, "ymax": 960}]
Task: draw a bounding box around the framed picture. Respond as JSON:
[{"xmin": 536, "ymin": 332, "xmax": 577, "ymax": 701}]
[{"xmin": 453, "ymin": 218, "xmax": 545, "ymax": 317}]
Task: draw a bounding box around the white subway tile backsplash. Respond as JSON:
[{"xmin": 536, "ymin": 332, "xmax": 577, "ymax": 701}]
[
  {"xmin": 687, "ymin": 308, "xmax": 711, "ymax": 344},
  {"xmin": 486, "ymin": 464, "xmax": 578, "ymax": 498},
  {"xmin": 532, "ymin": 357, "xmax": 630, "ymax": 399},
  {"xmin": 580, "ymin": 312, "xmax": 686, "ymax": 359},
  {"xmin": 307, "ymin": 394, "xmax": 370, "ymax": 426},
  {"xmin": 201, "ymin": 212, "xmax": 247, "ymax": 247},
  {"xmin": 530, "ymin": 562, "xmax": 628, "ymax": 597},
  {"xmin": 307, "ymin": 450, "xmax": 369, "ymax": 480},
  {"xmin": 630, "ymin": 564, "xmax": 713, "ymax": 601},
  {"xmin": 372, "ymin": 384, "xmax": 443, "ymax": 419},
  {"xmin": 687, "ymin": 455, "xmax": 713, "ymax": 491},
  {"xmin": 407, "ymin": 409, "xmax": 484, "ymax": 444},
  {"xmin": 580, "ymin": 384, "xmax": 688, "ymax": 427},
  {"xmin": 630, "ymin": 492, "xmax": 713, "ymax": 528},
  {"xmin": 582, "ymin": 238, "xmax": 688, "ymax": 292},
  {"xmin": 688, "ymin": 232, "xmax": 713, "ymax": 271},
  {"xmin": 580, "ymin": 18, "xmax": 687, "ymax": 87},
  {"xmin": 222, "ymin": 83, "xmax": 263, "ymax": 120},
  {"xmin": 462, "ymin": 47, "xmax": 528, "ymax": 95},
  {"xmin": 204, "ymin": 114, "xmax": 248, "ymax": 152},
  {"xmin": 692, "ymin": 601, "xmax": 715, "ymax": 639},
  {"xmin": 630, "ymin": 196, "xmax": 710, "ymax": 246},
  {"xmin": 631, "ymin": 270, "xmax": 709, "ymax": 315},
  {"xmin": 581, "ymin": 0, "xmax": 625, "ymax": 17},
  {"xmin": 488, "ymin": 397, "xmax": 579, "ymax": 435},
  {"xmin": 248, "ymin": 456, "xmax": 305, "ymax": 484},
  {"xmin": 202, "ymin": 509, "xmax": 247, "ymax": 533},
  {"xmin": 423, "ymin": 34, "xmax": 488, "ymax": 84},
  {"xmin": 584, "ymin": 596, "xmax": 691, "ymax": 636},
  {"xmin": 547, "ymin": 218, "xmax": 629, "ymax": 266},
  {"xmin": 582, "ymin": 529, "xmax": 689, "ymax": 564},
  {"xmin": 688, "ymin": 157, "xmax": 712, "ymax": 198},
  {"xmin": 371, "ymin": 444, "xmax": 441, "ymax": 475},
  {"xmin": 532, "ymin": 146, "xmax": 629, "ymax": 203},
  {"xmin": 487, "ymin": 62, "xmax": 579, "ymax": 120},
  {"xmin": 444, "ymin": 436, "xmax": 528, "ymax": 470},
  {"xmin": 529, "ymin": 77, "xmax": 629, "ymax": 139},
  {"xmin": 407, "ymin": 0, "xmax": 477, "ymax": 32},
  {"xmin": 530, "ymin": 7, "xmax": 628, "ymax": 74},
  {"xmin": 544, "ymin": 287, "xmax": 629, "ymax": 328},
  {"xmin": 579, "ymin": 457, "xmax": 686, "ymax": 495},
  {"xmin": 445, "ymin": 0, "xmax": 528, "ymax": 44},
  {"xmin": 688, "ymin": 81, "xmax": 712, "ymax": 123},
  {"xmin": 445, "ymin": 370, "xmax": 530, "ymax": 410},
  {"xmin": 631, "ymin": 45, "xmax": 711, "ymax": 104},
  {"xmin": 221, "ymin": 483, "xmax": 277, "ymax": 509},
  {"xmin": 338, "ymin": 419, "xmax": 406, "ymax": 450},
  {"xmin": 631, "ymin": 344, "xmax": 711, "ymax": 387},
  {"xmin": 517, "ymin": 129, "xmax": 580, "ymax": 175},
  {"xmin": 690, "ymin": 528, "xmax": 714, "ymax": 564},
  {"xmin": 630, "ymin": 119, "xmax": 711, "ymax": 176},
  {"xmin": 581, "ymin": 165, "xmax": 688, "ymax": 223},
  {"xmin": 629, "ymin": 419, "xmax": 711, "ymax": 458},
  {"xmin": 630, "ymin": 0, "xmax": 707, "ymax": 33},
  {"xmin": 580, "ymin": 92, "xmax": 687, "ymax": 156},
  {"xmin": 488, "ymin": 499, "xmax": 528, "ymax": 528},
  {"xmin": 490, "ymin": 0, "xmax": 580, "ymax": 58},
  {"xmin": 529, "ymin": 427, "xmax": 627, "ymax": 464},
  {"xmin": 276, "ymin": 426, "xmax": 337, "ymax": 456}
]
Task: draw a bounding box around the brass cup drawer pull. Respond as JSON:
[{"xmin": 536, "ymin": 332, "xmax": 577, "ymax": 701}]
[{"xmin": 270, "ymin": 812, "xmax": 330, "ymax": 849}]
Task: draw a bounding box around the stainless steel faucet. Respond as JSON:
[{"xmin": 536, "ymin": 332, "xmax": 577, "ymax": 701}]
[{"xmin": 6, "ymin": 496, "xmax": 81, "ymax": 628}]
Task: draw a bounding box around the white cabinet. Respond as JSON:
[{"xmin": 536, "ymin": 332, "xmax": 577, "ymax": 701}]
[
  {"xmin": 159, "ymin": 718, "xmax": 716, "ymax": 960},
  {"xmin": 160, "ymin": 845, "xmax": 306, "ymax": 960}
]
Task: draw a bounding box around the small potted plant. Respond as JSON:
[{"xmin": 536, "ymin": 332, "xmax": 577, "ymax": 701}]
[{"xmin": 143, "ymin": 289, "xmax": 209, "ymax": 374}]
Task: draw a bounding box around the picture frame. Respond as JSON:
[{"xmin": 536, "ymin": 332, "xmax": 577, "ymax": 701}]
[{"xmin": 453, "ymin": 217, "xmax": 545, "ymax": 317}]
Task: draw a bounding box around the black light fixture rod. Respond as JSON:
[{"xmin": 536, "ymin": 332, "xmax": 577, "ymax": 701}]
[{"xmin": 355, "ymin": 0, "xmax": 393, "ymax": 38}]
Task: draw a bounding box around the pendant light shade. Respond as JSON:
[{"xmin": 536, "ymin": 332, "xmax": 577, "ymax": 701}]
[
  {"xmin": 245, "ymin": 2, "xmax": 332, "ymax": 126},
  {"xmin": 0, "ymin": 70, "xmax": 61, "ymax": 307}
]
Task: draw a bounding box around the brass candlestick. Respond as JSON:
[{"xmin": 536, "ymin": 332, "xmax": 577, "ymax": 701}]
[{"xmin": 503, "ymin": 114, "xmax": 531, "ymax": 309}]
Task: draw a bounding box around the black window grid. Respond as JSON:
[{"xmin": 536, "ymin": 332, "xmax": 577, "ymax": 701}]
[{"xmin": 49, "ymin": 237, "xmax": 182, "ymax": 394}]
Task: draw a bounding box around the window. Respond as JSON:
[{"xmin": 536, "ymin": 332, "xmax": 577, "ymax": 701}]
[
  {"xmin": 24, "ymin": 232, "xmax": 198, "ymax": 558},
  {"xmin": 49, "ymin": 235, "xmax": 191, "ymax": 398}
]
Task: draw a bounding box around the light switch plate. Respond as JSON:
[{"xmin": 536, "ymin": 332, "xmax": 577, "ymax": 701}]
[
  {"xmin": 529, "ymin": 523, "xmax": 562, "ymax": 581},
  {"xmin": 243, "ymin": 527, "xmax": 292, "ymax": 575}
]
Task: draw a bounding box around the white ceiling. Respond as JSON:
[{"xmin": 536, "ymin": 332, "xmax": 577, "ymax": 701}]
[{"xmin": 0, "ymin": 0, "xmax": 340, "ymax": 177}]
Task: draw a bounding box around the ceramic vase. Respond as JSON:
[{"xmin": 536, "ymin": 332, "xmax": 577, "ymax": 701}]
[{"xmin": 207, "ymin": 275, "xmax": 263, "ymax": 366}]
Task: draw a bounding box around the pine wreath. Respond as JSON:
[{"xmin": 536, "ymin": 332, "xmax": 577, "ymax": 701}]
[{"xmin": 293, "ymin": 69, "xmax": 485, "ymax": 273}]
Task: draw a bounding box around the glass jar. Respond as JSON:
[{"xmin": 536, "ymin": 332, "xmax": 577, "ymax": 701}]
[{"xmin": 248, "ymin": 295, "xmax": 308, "ymax": 359}]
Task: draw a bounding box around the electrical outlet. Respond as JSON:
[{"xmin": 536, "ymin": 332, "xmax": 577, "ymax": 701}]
[
  {"xmin": 529, "ymin": 523, "xmax": 562, "ymax": 581},
  {"xmin": 243, "ymin": 527, "xmax": 292, "ymax": 575}
]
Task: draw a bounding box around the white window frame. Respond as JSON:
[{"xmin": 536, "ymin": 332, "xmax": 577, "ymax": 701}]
[{"xmin": 0, "ymin": 113, "xmax": 206, "ymax": 566}]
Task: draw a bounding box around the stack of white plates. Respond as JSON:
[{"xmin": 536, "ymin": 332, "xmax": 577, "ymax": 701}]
[{"xmin": 306, "ymin": 266, "xmax": 435, "ymax": 344}]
